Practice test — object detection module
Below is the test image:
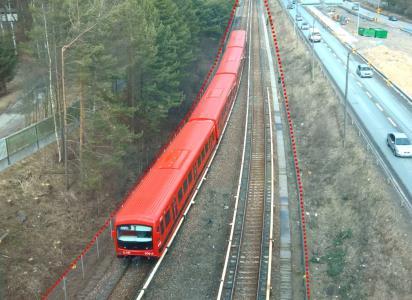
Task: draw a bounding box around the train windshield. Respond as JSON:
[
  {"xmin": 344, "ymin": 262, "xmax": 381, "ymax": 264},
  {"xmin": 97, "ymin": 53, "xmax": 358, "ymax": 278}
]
[{"xmin": 117, "ymin": 225, "xmax": 152, "ymax": 250}]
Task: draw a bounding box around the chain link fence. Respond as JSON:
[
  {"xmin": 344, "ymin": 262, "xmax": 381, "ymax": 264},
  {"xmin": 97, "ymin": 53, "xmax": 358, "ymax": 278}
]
[
  {"xmin": 0, "ymin": 102, "xmax": 79, "ymax": 172},
  {"xmin": 46, "ymin": 220, "xmax": 114, "ymax": 300}
]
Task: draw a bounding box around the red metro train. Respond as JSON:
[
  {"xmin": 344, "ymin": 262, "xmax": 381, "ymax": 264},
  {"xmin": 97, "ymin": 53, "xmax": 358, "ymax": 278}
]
[{"xmin": 112, "ymin": 30, "xmax": 246, "ymax": 258}]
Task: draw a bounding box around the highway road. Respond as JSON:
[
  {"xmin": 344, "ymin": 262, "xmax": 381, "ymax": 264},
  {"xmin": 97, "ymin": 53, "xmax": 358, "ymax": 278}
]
[{"xmin": 282, "ymin": 1, "xmax": 412, "ymax": 201}]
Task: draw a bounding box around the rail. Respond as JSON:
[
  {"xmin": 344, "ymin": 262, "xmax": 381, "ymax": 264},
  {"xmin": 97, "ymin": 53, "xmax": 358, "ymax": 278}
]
[{"xmin": 218, "ymin": 0, "xmax": 273, "ymax": 298}]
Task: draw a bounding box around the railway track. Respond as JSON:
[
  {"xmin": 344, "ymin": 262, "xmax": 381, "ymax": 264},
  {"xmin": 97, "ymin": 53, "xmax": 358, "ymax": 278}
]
[{"xmin": 219, "ymin": 0, "xmax": 273, "ymax": 299}]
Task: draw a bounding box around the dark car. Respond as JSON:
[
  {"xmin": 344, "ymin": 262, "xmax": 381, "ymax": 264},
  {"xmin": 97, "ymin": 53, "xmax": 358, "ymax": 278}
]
[
  {"xmin": 287, "ymin": 3, "xmax": 294, "ymax": 9},
  {"xmin": 388, "ymin": 15, "xmax": 398, "ymax": 21}
]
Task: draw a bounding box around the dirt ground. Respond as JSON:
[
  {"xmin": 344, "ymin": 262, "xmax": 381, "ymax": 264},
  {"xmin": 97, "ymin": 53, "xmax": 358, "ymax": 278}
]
[
  {"xmin": 361, "ymin": 45, "xmax": 412, "ymax": 97},
  {"xmin": 271, "ymin": 1, "xmax": 412, "ymax": 299},
  {"xmin": 0, "ymin": 145, "xmax": 126, "ymax": 299}
]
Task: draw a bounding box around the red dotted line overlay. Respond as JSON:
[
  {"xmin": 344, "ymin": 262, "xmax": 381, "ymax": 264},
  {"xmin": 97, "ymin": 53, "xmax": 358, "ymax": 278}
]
[
  {"xmin": 41, "ymin": 1, "xmax": 239, "ymax": 299},
  {"xmin": 263, "ymin": 0, "xmax": 311, "ymax": 299}
]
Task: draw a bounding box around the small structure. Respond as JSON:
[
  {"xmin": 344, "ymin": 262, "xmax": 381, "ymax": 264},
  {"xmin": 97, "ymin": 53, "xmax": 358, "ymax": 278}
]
[{"xmin": 0, "ymin": 8, "xmax": 18, "ymax": 22}]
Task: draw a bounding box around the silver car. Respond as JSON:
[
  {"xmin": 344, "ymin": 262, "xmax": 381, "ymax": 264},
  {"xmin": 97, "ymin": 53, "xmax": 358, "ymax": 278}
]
[
  {"xmin": 356, "ymin": 64, "xmax": 373, "ymax": 78},
  {"xmin": 301, "ymin": 22, "xmax": 310, "ymax": 30},
  {"xmin": 387, "ymin": 132, "xmax": 412, "ymax": 157},
  {"xmin": 309, "ymin": 31, "xmax": 321, "ymax": 42}
]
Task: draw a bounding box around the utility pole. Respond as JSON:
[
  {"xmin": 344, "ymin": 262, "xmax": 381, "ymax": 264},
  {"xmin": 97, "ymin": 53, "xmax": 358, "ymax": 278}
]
[
  {"xmin": 311, "ymin": 18, "xmax": 316, "ymax": 82},
  {"xmin": 356, "ymin": 3, "xmax": 360, "ymax": 34},
  {"xmin": 343, "ymin": 50, "xmax": 354, "ymax": 148}
]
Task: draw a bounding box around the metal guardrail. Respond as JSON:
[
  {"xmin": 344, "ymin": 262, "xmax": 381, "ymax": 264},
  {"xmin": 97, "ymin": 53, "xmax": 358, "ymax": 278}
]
[
  {"xmin": 401, "ymin": 27, "xmax": 412, "ymax": 35},
  {"xmin": 287, "ymin": 4, "xmax": 412, "ymax": 210},
  {"xmin": 0, "ymin": 102, "xmax": 80, "ymax": 173},
  {"xmin": 339, "ymin": 5, "xmax": 377, "ymax": 21}
]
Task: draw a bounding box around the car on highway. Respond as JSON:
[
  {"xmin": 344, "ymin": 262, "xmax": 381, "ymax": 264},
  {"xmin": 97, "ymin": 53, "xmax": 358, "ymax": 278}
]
[
  {"xmin": 287, "ymin": 3, "xmax": 294, "ymax": 9},
  {"xmin": 352, "ymin": 4, "xmax": 359, "ymax": 11},
  {"xmin": 387, "ymin": 132, "xmax": 412, "ymax": 157},
  {"xmin": 301, "ymin": 22, "xmax": 310, "ymax": 30},
  {"xmin": 296, "ymin": 14, "xmax": 303, "ymax": 22},
  {"xmin": 309, "ymin": 28, "xmax": 321, "ymax": 42},
  {"xmin": 356, "ymin": 64, "xmax": 373, "ymax": 78},
  {"xmin": 388, "ymin": 15, "xmax": 398, "ymax": 21}
]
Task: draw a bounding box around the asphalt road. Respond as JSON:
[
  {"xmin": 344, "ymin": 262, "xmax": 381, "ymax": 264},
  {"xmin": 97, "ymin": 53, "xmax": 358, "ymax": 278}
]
[
  {"xmin": 0, "ymin": 102, "xmax": 25, "ymax": 139},
  {"xmin": 283, "ymin": 1, "xmax": 412, "ymax": 200}
]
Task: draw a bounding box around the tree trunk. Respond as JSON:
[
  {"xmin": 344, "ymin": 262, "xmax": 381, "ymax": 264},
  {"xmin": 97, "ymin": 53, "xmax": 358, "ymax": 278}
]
[
  {"xmin": 0, "ymin": 21, "xmax": 4, "ymax": 36},
  {"xmin": 0, "ymin": 81, "xmax": 7, "ymax": 96},
  {"xmin": 42, "ymin": 3, "xmax": 62, "ymax": 162},
  {"xmin": 79, "ymin": 79, "xmax": 84, "ymax": 178},
  {"xmin": 7, "ymin": 0, "xmax": 17, "ymax": 54}
]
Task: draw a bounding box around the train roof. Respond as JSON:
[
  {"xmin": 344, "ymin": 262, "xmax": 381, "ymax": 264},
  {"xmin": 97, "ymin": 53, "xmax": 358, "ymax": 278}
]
[
  {"xmin": 227, "ymin": 30, "xmax": 247, "ymax": 49},
  {"xmin": 115, "ymin": 120, "xmax": 215, "ymax": 225},
  {"xmin": 216, "ymin": 47, "xmax": 244, "ymax": 76},
  {"xmin": 189, "ymin": 74, "xmax": 236, "ymax": 122}
]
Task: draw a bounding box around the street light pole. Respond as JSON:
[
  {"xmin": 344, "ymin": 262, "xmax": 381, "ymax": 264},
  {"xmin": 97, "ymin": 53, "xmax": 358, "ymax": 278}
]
[
  {"xmin": 61, "ymin": 46, "xmax": 68, "ymax": 189},
  {"xmin": 343, "ymin": 50, "xmax": 352, "ymax": 148},
  {"xmin": 312, "ymin": 18, "xmax": 316, "ymax": 81}
]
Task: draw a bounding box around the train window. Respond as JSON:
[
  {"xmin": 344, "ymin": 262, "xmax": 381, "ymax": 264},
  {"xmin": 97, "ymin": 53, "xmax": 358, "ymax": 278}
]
[
  {"xmin": 194, "ymin": 166, "xmax": 197, "ymax": 177},
  {"xmin": 198, "ymin": 157, "xmax": 202, "ymax": 167},
  {"xmin": 202, "ymin": 148, "xmax": 206, "ymax": 159},
  {"xmin": 188, "ymin": 171, "xmax": 193, "ymax": 183},
  {"xmin": 178, "ymin": 188, "xmax": 183, "ymax": 202},
  {"xmin": 173, "ymin": 200, "xmax": 178, "ymax": 218},
  {"xmin": 183, "ymin": 178, "xmax": 188, "ymax": 193},
  {"xmin": 165, "ymin": 210, "xmax": 171, "ymax": 226},
  {"xmin": 160, "ymin": 220, "xmax": 165, "ymax": 235},
  {"xmin": 205, "ymin": 142, "xmax": 209, "ymax": 153}
]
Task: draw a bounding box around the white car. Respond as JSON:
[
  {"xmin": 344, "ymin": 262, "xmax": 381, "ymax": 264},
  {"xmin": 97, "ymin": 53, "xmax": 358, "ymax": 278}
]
[
  {"xmin": 309, "ymin": 29, "xmax": 321, "ymax": 42},
  {"xmin": 356, "ymin": 64, "xmax": 373, "ymax": 78},
  {"xmin": 387, "ymin": 132, "xmax": 412, "ymax": 157}
]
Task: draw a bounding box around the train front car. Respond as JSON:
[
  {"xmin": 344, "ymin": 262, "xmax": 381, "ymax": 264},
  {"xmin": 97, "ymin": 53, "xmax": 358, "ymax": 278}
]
[{"xmin": 113, "ymin": 120, "xmax": 217, "ymax": 258}]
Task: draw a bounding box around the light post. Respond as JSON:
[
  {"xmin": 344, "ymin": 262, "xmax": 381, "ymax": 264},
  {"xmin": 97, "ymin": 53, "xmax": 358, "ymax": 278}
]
[
  {"xmin": 352, "ymin": 1, "xmax": 360, "ymax": 34},
  {"xmin": 343, "ymin": 48, "xmax": 356, "ymax": 148},
  {"xmin": 311, "ymin": 18, "xmax": 316, "ymax": 81},
  {"xmin": 294, "ymin": 3, "xmax": 297, "ymax": 36}
]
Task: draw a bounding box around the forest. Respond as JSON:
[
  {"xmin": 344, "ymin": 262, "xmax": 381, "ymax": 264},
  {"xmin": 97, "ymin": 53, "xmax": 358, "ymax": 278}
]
[{"xmin": 0, "ymin": 0, "xmax": 233, "ymax": 194}]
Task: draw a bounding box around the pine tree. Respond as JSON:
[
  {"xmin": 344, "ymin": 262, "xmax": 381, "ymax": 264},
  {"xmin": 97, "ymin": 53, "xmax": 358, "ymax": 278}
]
[{"xmin": 0, "ymin": 34, "xmax": 17, "ymax": 95}]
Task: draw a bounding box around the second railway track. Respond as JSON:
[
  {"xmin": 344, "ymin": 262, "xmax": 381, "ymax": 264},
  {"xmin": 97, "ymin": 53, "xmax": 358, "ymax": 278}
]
[{"xmin": 220, "ymin": 0, "xmax": 274, "ymax": 298}]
